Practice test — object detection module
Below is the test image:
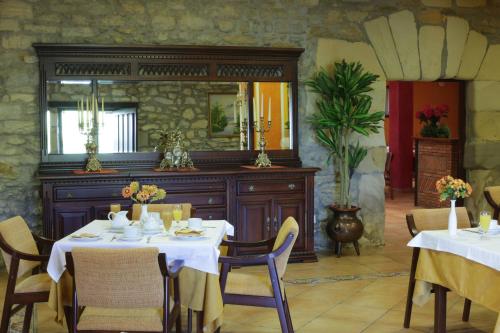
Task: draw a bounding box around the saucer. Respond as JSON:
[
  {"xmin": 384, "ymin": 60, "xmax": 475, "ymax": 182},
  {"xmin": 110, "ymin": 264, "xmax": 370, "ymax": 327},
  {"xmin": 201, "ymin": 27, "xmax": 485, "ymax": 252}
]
[
  {"xmin": 109, "ymin": 226, "xmax": 125, "ymax": 233},
  {"xmin": 70, "ymin": 234, "xmax": 102, "ymax": 242},
  {"xmin": 142, "ymin": 227, "xmax": 163, "ymax": 235}
]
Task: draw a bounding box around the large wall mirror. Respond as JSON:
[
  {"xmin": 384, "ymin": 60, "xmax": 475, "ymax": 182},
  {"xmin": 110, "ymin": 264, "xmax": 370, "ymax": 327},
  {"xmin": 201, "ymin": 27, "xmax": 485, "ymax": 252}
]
[{"xmin": 35, "ymin": 44, "xmax": 302, "ymax": 171}]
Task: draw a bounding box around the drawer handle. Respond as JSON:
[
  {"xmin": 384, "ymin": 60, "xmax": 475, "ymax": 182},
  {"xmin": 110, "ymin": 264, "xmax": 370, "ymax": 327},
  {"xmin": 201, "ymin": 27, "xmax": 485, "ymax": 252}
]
[
  {"xmin": 266, "ymin": 217, "xmax": 270, "ymax": 232},
  {"xmin": 208, "ymin": 215, "xmax": 213, "ymax": 220},
  {"xmin": 288, "ymin": 183, "xmax": 296, "ymax": 190},
  {"xmin": 273, "ymin": 216, "xmax": 278, "ymax": 233},
  {"xmin": 248, "ymin": 185, "xmax": 255, "ymax": 192},
  {"xmin": 208, "ymin": 197, "xmax": 214, "ymax": 205},
  {"xmin": 66, "ymin": 193, "xmax": 73, "ymax": 199}
]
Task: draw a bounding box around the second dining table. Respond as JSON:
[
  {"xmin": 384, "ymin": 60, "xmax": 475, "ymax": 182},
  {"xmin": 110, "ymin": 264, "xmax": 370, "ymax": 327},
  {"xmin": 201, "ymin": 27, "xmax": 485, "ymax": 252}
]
[{"xmin": 46, "ymin": 218, "xmax": 234, "ymax": 333}]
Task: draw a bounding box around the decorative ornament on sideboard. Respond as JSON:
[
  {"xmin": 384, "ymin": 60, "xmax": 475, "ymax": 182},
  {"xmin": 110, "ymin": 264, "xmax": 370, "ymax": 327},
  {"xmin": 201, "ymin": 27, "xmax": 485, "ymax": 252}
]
[
  {"xmin": 253, "ymin": 94, "xmax": 272, "ymax": 168},
  {"xmin": 307, "ymin": 60, "xmax": 386, "ymax": 257},
  {"xmin": 155, "ymin": 128, "xmax": 195, "ymax": 171}
]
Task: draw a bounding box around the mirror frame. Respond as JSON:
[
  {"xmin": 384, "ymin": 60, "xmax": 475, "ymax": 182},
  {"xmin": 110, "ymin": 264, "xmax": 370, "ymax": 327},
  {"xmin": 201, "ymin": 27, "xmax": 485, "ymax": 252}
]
[{"xmin": 34, "ymin": 44, "xmax": 304, "ymax": 172}]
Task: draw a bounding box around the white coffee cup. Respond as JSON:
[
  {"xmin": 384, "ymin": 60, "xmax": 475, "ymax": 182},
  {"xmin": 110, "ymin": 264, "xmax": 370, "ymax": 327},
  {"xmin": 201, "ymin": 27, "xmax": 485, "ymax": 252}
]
[
  {"xmin": 188, "ymin": 218, "xmax": 203, "ymax": 229},
  {"xmin": 123, "ymin": 225, "xmax": 140, "ymax": 238},
  {"xmin": 489, "ymin": 219, "xmax": 498, "ymax": 230}
]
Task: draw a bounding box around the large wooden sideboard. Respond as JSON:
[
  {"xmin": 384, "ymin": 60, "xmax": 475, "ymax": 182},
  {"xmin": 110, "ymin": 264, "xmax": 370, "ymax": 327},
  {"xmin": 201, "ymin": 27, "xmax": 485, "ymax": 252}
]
[{"xmin": 40, "ymin": 167, "xmax": 318, "ymax": 261}]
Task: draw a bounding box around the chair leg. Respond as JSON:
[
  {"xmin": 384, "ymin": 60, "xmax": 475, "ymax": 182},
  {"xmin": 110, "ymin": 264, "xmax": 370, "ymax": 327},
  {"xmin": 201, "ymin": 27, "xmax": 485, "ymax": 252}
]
[
  {"xmin": 404, "ymin": 247, "xmax": 419, "ymax": 328},
  {"xmin": 22, "ymin": 304, "xmax": 33, "ymax": 333},
  {"xmin": 462, "ymin": 298, "xmax": 472, "ymax": 322},
  {"xmin": 0, "ymin": 300, "xmax": 12, "ymax": 333},
  {"xmin": 353, "ymin": 240, "xmax": 360, "ymax": 256},
  {"xmin": 196, "ymin": 310, "xmax": 203, "ymax": 333},
  {"xmin": 434, "ymin": 284, "xmax": 447, "ymax": 333},
  {"xmin": 174, "ymin": 278, "xmax": 181, "ymax": 333},
  {"xmin": 187, "ymin": 309, "xmax": 192, "ymax": 333},
  {"xmin": 335, "ymin": 242, "xmax": 343, "ymax": 258},
  {"xmin": 283, "ymin": 294, "xmax": 294, "ymax": 332}
]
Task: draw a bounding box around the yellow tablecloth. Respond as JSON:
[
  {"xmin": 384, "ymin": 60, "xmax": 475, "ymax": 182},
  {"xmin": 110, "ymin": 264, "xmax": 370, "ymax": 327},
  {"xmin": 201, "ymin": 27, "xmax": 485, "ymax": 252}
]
[
  {"xmin": 48, "ymin": 267, "xmax": 223, "ymax": 333},
  {"xmin": 413, "ymin": 249, "xmax": 500, "ymax": 333}
]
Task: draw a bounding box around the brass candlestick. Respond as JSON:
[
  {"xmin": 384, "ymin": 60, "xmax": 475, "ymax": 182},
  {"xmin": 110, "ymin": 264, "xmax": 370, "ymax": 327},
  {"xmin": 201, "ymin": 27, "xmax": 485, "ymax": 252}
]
[{"xmin": 254, "ymin": 116, "xmax": 272, "ymax": 168}]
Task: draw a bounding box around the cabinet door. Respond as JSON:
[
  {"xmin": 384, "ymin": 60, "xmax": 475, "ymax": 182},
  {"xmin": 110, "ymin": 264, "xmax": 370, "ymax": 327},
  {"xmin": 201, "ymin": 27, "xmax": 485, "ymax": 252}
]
[
  {"xmin": 273, "ymin": 197, "xmax": 306, "ymax": 252},
  {"xmin": 54, "ymin": 207, "xmax": 92, "ymax": 239},
  {"xmin": 236, "ymin": 197, "xmax": 273, "ymax": 253}
]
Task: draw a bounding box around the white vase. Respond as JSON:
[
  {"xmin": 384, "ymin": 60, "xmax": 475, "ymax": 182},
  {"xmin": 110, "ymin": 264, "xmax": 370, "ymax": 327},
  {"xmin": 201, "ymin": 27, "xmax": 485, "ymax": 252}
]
[
  {"xmin": 140, "ymin": 204, "xmax": 149, "ymax": 224},
  {"xmin": 448, "ymin": 199, "xmax": 457, "ymax": 237}
]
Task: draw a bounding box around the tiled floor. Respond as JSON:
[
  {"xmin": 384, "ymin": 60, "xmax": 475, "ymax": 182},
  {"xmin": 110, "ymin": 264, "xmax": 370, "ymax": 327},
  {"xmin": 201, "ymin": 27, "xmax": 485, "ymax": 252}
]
[{"xmin": 1, "ymin": 192, "xmax": 498, "ymax": 332}]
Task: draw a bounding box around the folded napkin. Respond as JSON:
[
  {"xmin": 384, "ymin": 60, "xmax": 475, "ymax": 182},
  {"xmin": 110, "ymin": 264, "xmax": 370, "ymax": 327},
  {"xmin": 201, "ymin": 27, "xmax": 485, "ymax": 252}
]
[
  {"xmin": 71, "ymin": 232, "xmax": 99, "ymax": 238},
  {"xmin": 174, "ymin": 228, "xmax": 203, "ymax": 236}
]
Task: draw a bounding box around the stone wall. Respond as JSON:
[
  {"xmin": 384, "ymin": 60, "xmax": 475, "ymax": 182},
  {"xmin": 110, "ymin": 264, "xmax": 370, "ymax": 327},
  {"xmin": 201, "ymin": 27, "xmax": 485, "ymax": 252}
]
[{"xmin": 1, "ymin": 0, "xmax": 500, "ymax": 248}]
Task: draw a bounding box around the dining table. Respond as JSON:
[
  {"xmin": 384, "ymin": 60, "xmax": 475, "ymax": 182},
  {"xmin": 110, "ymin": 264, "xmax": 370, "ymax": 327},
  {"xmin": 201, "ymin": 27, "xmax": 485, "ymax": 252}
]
[
  {"xmin": 46, "ymin": 219, "xmax": 234, "ymax": 333},
  {"xmin": 408, "ymin": 228, "xmax": 500, "ymax": 333}
]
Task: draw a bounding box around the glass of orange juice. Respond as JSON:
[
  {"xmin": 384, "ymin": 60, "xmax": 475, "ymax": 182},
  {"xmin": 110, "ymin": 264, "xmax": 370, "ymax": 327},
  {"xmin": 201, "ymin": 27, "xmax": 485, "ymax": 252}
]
[
  {"xmin": 479, "ymin": 211, "xmax": 491, "ymax": 240},
  {"xmin": 160, "ymin": 210, "xmax": 173, "ymax": 231},
  {"xmin": 173, "ymin": 204, "xmax": 183, "ymax": 223}
]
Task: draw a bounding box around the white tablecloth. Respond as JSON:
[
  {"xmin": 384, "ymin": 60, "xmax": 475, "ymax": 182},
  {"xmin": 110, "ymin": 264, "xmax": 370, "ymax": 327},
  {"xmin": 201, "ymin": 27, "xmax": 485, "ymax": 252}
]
[
  {"xmin": 47, "ymin": 219, "xmax": 234, "ymax": 282},
  {"xmin": 408, "ymin": 229, "xmax": 500, "ymax": 271}
]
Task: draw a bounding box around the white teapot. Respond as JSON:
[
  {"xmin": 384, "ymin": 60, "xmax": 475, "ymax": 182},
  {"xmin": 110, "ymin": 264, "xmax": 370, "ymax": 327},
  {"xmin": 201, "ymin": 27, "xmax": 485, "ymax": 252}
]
[
  {"xmin": 108, "ymin": 211, "xmax": 129, "ymax": 229},
  {"xmin": 143, "ymin": 215, "xmax": 159, "ymax": 231}
]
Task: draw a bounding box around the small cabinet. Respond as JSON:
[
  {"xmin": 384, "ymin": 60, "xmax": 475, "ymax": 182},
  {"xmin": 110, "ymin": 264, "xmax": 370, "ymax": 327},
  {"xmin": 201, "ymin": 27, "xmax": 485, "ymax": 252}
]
[
  {"xmin": 236, "ymin": 197, "xmax": 273, "ymax": 244},
  {"xmin": 54, "ymin": 207, "xmax": 92, "ymax": 238}
]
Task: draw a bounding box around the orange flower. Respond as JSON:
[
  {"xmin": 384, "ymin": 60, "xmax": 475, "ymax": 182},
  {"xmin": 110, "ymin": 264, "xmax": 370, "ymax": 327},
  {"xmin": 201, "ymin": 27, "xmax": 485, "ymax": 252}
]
[
  {"xmin": 136, "ymin": 191, "xmax": 150, "ymax": 203},
  {"xmin": 122, "ymin": 186, "xmax": 132, "ymax": 198}
]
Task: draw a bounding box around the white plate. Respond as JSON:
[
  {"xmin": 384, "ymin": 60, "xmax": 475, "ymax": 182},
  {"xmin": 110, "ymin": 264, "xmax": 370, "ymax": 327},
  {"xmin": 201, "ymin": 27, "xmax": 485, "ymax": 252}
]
[
  {"xmin": 142, "ymin": 228, "xmax": 164, "ymax": 235},
  {"xmin": 70, "ymin": 236, "xmax": 102, "ymax": 242},
  {"xmin": 118, "ymin": 235, "xmax": 143, "ymax": 242},
  {"xmin": 171, "ymin": 235, "xmax": 208, "ymax": 241},
  {"xmin": 109, "ymin": 227, "xmax": 125, "ymax": 233}
]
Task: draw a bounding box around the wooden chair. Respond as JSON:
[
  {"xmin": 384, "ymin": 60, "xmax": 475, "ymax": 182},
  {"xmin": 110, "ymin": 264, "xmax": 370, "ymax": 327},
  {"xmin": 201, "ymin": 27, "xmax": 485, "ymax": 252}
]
[
  {"xmin": 131, "ymin": 203, "xmax": 194, "ymax": 221},
  {"xmin": 0, "ymin": 216, "xmax": 55, "ymax": 333},
  {"xmin": 65, "ymin": 247, "xmax": 183, "ymax": 333},
  {"xmin": 218, "ymin": 217, "xmax": 299, "ymax": 333},
  {"xmin": 385, "ymin": 150, "xmax": 394, "ymax": 200},
  {"xmin": 404, "ymin": 207, "xmax": 474, "ymax": 328},
  {"xmin": 484, "ymin": 186, "xmax": 500, "ymax": 220}
]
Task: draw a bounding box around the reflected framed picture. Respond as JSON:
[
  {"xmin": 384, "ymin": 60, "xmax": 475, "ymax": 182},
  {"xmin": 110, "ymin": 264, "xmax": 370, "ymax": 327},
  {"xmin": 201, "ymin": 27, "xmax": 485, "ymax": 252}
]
[{"xmin": 208, "ymin": 93, "xmax": 239, "ymax": 138}]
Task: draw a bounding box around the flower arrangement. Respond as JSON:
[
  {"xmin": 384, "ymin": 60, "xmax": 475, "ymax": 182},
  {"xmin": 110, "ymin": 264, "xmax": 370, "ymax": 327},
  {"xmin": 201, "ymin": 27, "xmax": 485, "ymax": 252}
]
[
  {"xmin": 121, "ymin": 181, "xmax": 166, "ymax": 204},
  {"xmin": 416, "ymin": 104, "xmax": 450, "ymax": 138},
  {"xmin": 435, "ymin": 176, "xmax": 472, "ymax": 201}
]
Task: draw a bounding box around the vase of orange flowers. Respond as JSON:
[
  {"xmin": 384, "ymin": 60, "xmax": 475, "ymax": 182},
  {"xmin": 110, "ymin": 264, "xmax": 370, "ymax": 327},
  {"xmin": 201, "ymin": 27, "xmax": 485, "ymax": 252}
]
[
  {"xmin": 436, "ymin": 176, "xmax": 472, "ymax": 236},
  {"xmin": 122, "ymin": 182, "xmax": 167, "ymax": 223}
]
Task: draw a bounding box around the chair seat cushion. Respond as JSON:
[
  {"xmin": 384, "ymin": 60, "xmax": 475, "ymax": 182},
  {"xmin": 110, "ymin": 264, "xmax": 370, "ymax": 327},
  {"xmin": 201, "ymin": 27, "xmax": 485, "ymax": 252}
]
[
  {"xmin": 77, "ymin": 307, "xmax": 163, "ymax": 332},
  {"xmin": 15, "ymin": 273, "xmax": 51, "ymax": 294},
  {"xmin": 225, "ymin": 271, "xmax": 275, "ymax": 297}
]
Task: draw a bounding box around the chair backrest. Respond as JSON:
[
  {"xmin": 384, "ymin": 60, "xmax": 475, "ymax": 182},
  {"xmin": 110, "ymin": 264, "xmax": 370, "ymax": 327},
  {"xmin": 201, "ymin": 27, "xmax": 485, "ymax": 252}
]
[
  {"xmin": 0, "ymin": 216, "xmax": 40, "ymax": 277},
  {"xmin": 131, "ymin": 203, "xmax": 192, "ymax": 220},
  {"xmin": 271, "ymin": 217, "xmax": 299, "ymax": 279},
  {"xmin": 485, "ymin": 186, "xmax": 500, "ymax": 205},
  {"xmin": 70, "ymin": 247, "xmax": 163, "ymax": 308},
  {"xmin": 407, "ymin": 207, "xmax": 472, "ymax": 236}
]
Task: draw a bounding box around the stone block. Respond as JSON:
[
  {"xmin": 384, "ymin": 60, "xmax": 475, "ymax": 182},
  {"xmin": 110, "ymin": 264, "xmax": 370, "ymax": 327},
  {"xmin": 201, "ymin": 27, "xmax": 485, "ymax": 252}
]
[
  {"xmin": 1, "ymin": 35, "xmax": 34, "ymax": 49},
  {"xmin": 364, "ymin": 17, "xmax": 404, "ymax": 80},
  {"xmin": 418, "ymin": 9, "xmax": 445, "ymax": 25},
  {"xmin": 469, "ymin": 111, "xmax": 500, "ymax": 141},
  {"xmin": 421, "ymin": 0, "xmax": 452, "ymax": 7},
  {"xmin": 464, "ymin": 142, "xmax": 500, "ymax": 169},
  {"xmin": 358, "ymin": 173, "xmax": 385, "ymax": 214},
  {"xmin": 419, "ymin": 25, "xmax": 445, "ymax": 81},
  {"xmin": 456, "ymin": 0, "xmax": 486, "ymax": 7},
  {"xmin": 388, "ymin": 10, "xmax": 420, "ymax": 80},
  {"xmin": 466, "ymin": 169, "xmax": 500, "ymax": 219},
  {"xmin": 457, "ymin": 31, "xmax": 488, "ymax": 80},
  {"xmin": 445, "ymin": 16, "xmax": 469, "ymax": 78},
  {"xmin": 179, "ymin": 15, "xmax": 210, "ymax": 31},
  {"xmin": 476, "ymin": 45, "xmax": 500, "ymax": 80},
  {"xmin": 0, "ymin": 19, "xmax": 19, "ymax": 31},
  {"xmin": 356, "ymin": 146, "xmax": 387, "ymax": 174},
  {"xmin": 316, "ymin": 38, "xmax": 385, "ymax": 78},
  {"xmin": 466, "ymin": 81, "xmax": 500, "ymax": 111},
  {"xmin": 0, "ymin": 1, "xmax": 33, "ymax": 18}
]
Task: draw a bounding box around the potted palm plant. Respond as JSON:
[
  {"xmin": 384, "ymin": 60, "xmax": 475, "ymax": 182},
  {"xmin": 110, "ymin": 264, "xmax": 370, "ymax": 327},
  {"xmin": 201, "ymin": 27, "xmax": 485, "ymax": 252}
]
[{"xmin": 307, "ymin": 60, "xmax": 385, "ymax": 256}]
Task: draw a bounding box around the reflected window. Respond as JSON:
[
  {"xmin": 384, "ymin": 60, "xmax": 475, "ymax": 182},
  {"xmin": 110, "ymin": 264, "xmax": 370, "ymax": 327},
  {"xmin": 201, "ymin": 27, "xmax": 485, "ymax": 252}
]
[{"xmin": 46, "ymin": 103, "xmax": 137, "ymax": 154}]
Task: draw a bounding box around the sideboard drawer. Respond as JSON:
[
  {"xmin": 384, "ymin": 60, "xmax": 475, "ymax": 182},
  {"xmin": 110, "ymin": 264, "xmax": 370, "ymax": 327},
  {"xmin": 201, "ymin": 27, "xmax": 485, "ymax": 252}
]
[
  {"xmin": 54, "ymin": 186, "xmax": 123, "ymax": 201},
  {"xmin": 167, "ymin": 193, "xmax": 226, "ymax": 206},
  {"xmin": 238, "ymin": 180, "xmax": 304, "ymax": 195},
  {"xmin": 194, "ymin": 208, "xmax": 227, "ymax": 220}
]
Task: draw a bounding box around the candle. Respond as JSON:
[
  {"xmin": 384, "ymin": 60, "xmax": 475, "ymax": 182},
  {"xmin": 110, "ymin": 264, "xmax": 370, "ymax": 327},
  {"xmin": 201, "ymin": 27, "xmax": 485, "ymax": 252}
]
[
  {"xmin": 233, "ymin": 101, "xmax": 237, "ymax": 124},
  {"xmin": 260, "ymin": 93, "xmax": 264, "ymax": 118},
  {"xmin": 253, "ymin": 97, "xmax": 257, "ymax": 122},
  {"xmin": 268, "ymin": 97, "xmax": 271, "ymax": 122},
  {"xmin": 101, "ymin": 97, "xmax": 105, "ymax": 126},
  {"xmin": 86, "ymin": 97, "xmax": 90, "ymax": 129}
]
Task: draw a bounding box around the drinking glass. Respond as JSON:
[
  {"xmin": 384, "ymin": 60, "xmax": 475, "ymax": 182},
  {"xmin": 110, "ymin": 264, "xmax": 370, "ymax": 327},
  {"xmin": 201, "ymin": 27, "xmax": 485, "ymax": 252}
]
[
  {"xmin": 161, "ymin": 210, "xmax": 173, "ymax": 231},
  {"xmin": 173, "ymin": 204, "xmax": 183, "ymax": 222},
  {"xmin": 479, "ymin": 210, "xmax": 491, "ymax": 240}
]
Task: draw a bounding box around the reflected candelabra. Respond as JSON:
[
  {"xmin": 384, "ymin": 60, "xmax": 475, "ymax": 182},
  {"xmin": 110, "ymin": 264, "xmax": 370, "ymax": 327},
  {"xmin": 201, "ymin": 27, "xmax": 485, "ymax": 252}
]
[{"xmin": 78, "ymin": 94, "xmax": 104, "ymax": 172}]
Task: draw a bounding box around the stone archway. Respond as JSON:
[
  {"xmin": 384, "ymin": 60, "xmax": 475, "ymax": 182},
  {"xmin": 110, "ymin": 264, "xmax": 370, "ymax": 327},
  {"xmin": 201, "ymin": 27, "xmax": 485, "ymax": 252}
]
[{"xmin": 311, "ymin": 10, "xmax": 500, "ymax": 245}]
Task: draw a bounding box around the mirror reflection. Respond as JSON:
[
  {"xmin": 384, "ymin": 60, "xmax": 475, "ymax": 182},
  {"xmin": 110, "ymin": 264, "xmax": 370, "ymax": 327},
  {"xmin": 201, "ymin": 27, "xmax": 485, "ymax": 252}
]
[{"xmin": 45, "ymin": 80, "xmax": 292, "ymax": 154}]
